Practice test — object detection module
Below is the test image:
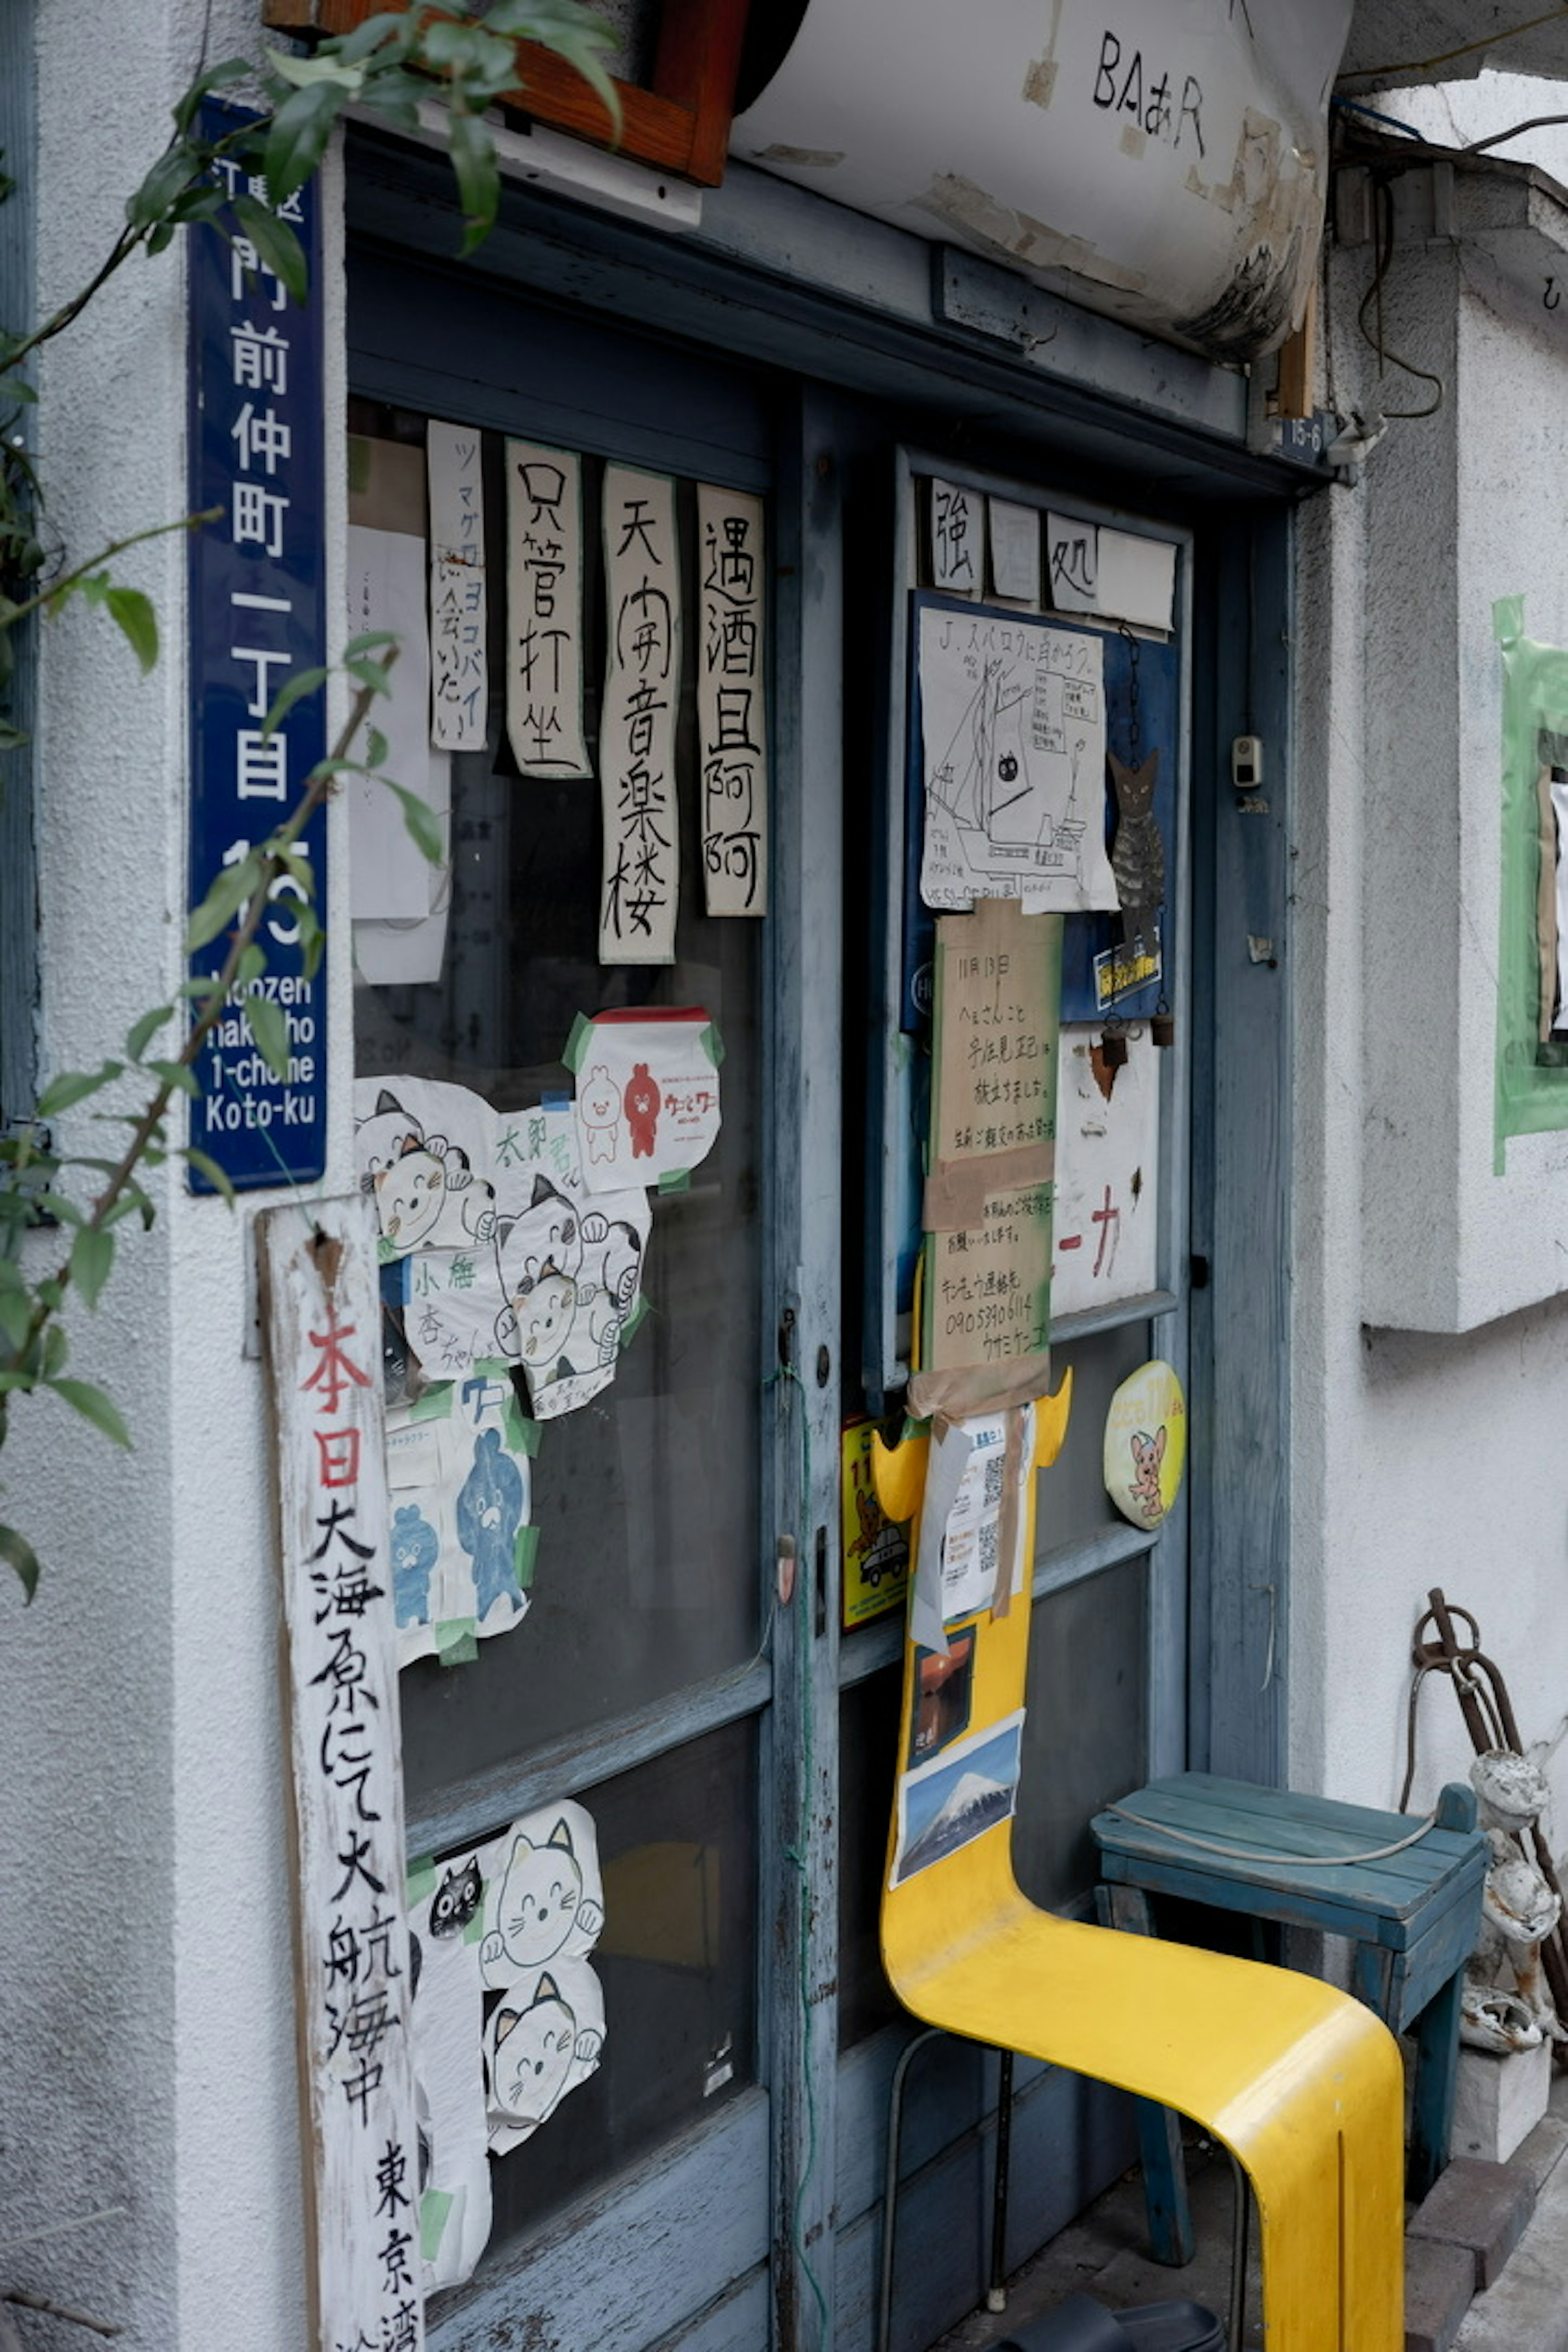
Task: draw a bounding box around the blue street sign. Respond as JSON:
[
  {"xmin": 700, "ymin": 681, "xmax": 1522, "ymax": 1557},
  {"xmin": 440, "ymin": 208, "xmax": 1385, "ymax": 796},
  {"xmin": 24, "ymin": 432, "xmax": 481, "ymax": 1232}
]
[{"xmin": 187, "ymin": 101, "xmax": 327, "ymax": 1188}]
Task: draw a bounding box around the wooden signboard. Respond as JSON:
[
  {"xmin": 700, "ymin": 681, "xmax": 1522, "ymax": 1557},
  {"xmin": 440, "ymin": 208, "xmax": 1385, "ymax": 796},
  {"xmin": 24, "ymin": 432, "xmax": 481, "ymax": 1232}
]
[{"xmin": 258, "ymin": 1199, "xmax": 424, "ymax": 2352}]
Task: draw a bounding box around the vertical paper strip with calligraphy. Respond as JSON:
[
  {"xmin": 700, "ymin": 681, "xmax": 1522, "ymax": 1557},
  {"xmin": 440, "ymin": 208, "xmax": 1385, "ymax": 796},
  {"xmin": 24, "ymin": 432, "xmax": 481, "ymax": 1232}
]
[
  {"xmin": 697, "ymin": 483, "xmax": 768, "ymax": 917},
  {"xmin": 427, "ymin": 421, "xmax": 488, "ymax": 752},
  {"xmin": 600, "ymin": 465, "xmax": 681, "ymax": 964},
  {"xmin": 505, "ymin": 439, "xmax": 590, "ymax": 780},
  {"xmin": 259, "ymin": 1199, "xmax": 425, "ymax": 2352}
]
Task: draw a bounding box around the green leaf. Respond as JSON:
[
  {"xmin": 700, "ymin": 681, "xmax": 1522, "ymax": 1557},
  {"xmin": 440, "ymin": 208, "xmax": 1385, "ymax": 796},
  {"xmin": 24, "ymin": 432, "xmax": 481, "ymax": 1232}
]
[
  {"xmin": 36, "ymin": 1061, "xmax": 122, "ymax": 1118},
  {"xmin": 382, "ymin": 779, "xmax": 443, "ymax": 865},
  {"xmin": 0, "ymin": 1522, "xmax": 39, "ymax": 1602},
  {"xmin": 342, "ymin": 653, "xmax": 394, "ymax": 697},
  {"xmin": 446, "ymin": 106, "xmax": 499, "ymax": 258},
  {"xmin": 127, "ymin": 143, "xmax": 202, "ymax": 229},
  {"xmin": 230, "ymin": 192, "xmax": 308, "ymax": 307},
  {"xmin": 262, "ymin": 78, "xmax": 348, "ymax": 207},
  {"xmin": 366, "ymin": 726, "xmax": 388, "ymax": 769},
  {"xmin": 48, "ymin": 1376, "xmax": 133, "ymax": 1450},
  {"xmin": 125, "ymin": 1004, "xmax": 174, "ymax": 1060},
  {"xmin": 105, "ymin": 586, "xmax": 158, "ymax": 673},
  {"xmin": 0, "ymin": 1290, "xmax": 31, "ymax": 1350},
  {"xmin": 69, "ymin": 1224, "xmax": 114, "ymax": 1309},
  {"xmin": 172, "ymin": 56, "xmax": 251, "ymax": 134},
  {"xmin": 243, "ymin": 988, "xmax": 290, "ymax": 1080},
  {"xmin": 343, "ymin": 630, "xmax": 398, "ymax": 662},
  {"xmin": 260, "ymin": 661, "xmax": 328, "ymax": 739},
  {"xmin": 41, "ymin": 1321, "xmax": 67, "ymax": 1376},
  {"xmin": 186, "ymin": 855, "xmax": 262, "ymax": 953},
  {"xmin": 264, "ymin": 45, "xmax": 363, "ymax": 93},
  {"xmin": 183, "ymin": 1148, "xmax": 236, "ymax": 1204},
  {"xmin": 143, "ymin": 1059, "xmax": 201, "ymax": 1099}
]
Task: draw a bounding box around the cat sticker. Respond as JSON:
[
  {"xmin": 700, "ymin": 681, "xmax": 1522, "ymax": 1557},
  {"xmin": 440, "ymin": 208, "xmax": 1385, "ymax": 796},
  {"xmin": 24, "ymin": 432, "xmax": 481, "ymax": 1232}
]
[
  {"xmin": 479, "ymin": 1803, "xmax": 604, "ymax": 1984},
  {"xmin": 483, "ymin": 1957, "xmax": 606, "ymax": 2152},
  {"xmin": 429, "ymin": 1855, "xmax": 484, "ymax": 1939}
]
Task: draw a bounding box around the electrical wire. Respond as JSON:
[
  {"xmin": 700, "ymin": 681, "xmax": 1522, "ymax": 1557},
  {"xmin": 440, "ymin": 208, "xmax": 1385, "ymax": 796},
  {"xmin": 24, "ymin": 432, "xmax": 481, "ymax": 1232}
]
[
  {"xmin": 1331, "ymin": 94, "xmax": 1424, "ymax": 139},
  {"xmin": 1355, "ymin": 177, "xmax": 1445, "ymax": 419},
  {"xmin": 1463, "ymin": 112, "xmax": 1568, "ymax": 155},
  {"xmin": 1346, "ymin": 4, "xmax": 1568, "ymax": 85}
]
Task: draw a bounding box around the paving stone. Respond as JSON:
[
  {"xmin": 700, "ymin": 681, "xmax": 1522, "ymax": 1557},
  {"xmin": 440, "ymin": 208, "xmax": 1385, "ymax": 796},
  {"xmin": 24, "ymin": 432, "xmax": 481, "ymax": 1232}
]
[
  {"xmin": 1408, "ymin": 2158, "xmax": 1535, "ymax": 2290},
  {"xmin": 1404, "ymin": 2237, "xmax": 1475, "ymax": 2352},
  {"xmin": 1508, "ymin": 2114, "xmax": 1568, "ymax": 2203}
]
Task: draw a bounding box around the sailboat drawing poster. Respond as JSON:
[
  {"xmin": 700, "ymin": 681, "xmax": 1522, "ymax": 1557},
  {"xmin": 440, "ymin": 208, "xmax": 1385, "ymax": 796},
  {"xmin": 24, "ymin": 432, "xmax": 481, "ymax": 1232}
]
[{"xmin": 917, "ymin": 603, "xmax": 1118, "ymax": 915}]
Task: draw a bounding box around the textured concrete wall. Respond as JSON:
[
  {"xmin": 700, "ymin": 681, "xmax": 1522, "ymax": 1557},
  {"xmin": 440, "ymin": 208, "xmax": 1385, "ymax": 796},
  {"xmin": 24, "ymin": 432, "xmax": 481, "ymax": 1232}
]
[
  {"xmin": 1292, "ymin": 108, "xmax": 1568, "ymax": 1838},
  {"xmin": 0, "ymin": 9, "xmax": 351, "ymax": 2345}
]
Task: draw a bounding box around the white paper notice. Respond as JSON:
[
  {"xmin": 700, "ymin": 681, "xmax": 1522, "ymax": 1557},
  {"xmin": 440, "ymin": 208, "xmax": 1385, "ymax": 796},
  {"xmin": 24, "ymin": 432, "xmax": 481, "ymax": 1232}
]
[
  {"xmin": 988, "ymin": 499, "xmax": 1040, "ymax": 604},
  {"xmin": 600, "ymin": 465, "xmax": 681, "ymax": 964},
  {"xmin": 570, "ymin": 1006, "xmax": 722, "ymax": 1193},
  {"xmin": 910, "ymin": 1418, "xmax": 973, "ymax": 1657},
  {"xmin": 1053, "ymin": 1023, "xmax": 1160, "ymax": 1317},
  {"xmin": 918, "ymin": 603, "xmax": 1118, "ymax": 913},
  {"xmin": 930, "ymin": 478, "xmax": 982, "ymax": 595},
  {"xmin": 353, "ymin": 743, "xmax": 452, "ymax": 986},
  {"xmin": 698, "ymin": 483, "xmax": 768, "ymax": 916},
  {"xmin": 506, "ymin": 440, "xmax": 590, "ymax": 780},
  {"xmin": 346, "ymin": 524, "xmax": 438, "ymax": 920},
  {"xmin": 1047, "ymin": 513, "xmax": 1175, "ymax": 633},
  {"xmin": 937, "ymin": 1407, "xmax": 1033, "ymax": 1625},
  {"xmin": 427, "ymin": 420, "xmax": 488, "ymax": 751}
]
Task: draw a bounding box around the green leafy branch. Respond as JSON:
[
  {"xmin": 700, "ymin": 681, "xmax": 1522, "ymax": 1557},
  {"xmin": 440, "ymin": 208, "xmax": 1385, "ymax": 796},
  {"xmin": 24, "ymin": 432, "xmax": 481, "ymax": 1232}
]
[{"xmin": 0, "ymin": 640, "xmax": 422, "ymax": 1601}]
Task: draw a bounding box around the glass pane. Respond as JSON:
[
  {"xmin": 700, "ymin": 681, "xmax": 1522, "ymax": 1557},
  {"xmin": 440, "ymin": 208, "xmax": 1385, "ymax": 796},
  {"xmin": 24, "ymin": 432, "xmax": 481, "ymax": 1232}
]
[
  {"xmin": 1034, "ymin": 1321, "xmax": 1154, "ymax": 1561},
  {"xmin": 837, "ymin": 1664, "xmax": 904, "ymax": 2046},
  {"xmin": 475, "ymin": 1718, "xmax": 758, "ymax": 2255},
  {"xmin": 349, "ymin": 423, "xmax": 764, "ymax": 1795},
  {"xmin": 1013, "ymin": 1557, "xmax": 1148, "ymax": 1913}
]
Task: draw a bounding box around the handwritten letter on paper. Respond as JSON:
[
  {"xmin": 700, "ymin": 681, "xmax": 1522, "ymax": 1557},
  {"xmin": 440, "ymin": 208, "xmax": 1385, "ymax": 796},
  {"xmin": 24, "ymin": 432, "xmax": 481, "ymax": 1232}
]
[
  {"xmin": 918, "ymin": 604, "xmax": 1118, "ymax": 915},
  {"xmin": 600, "ymin": 465, "xmax": 681, "ymax": 964},
  {"xmin": 506, "ymin": 440, "xmax": 590, "ymax": 780},
  {"xmin": 427, "ymin": 420, "xmax": 488, "ymax": 751},
  {"xmin": 259, "ymin": 1200, "xmax": 424, "ymax": 2352},
  {"xmin": 698, "ymin": 483, "xmax": 768, "ymax": 916}
]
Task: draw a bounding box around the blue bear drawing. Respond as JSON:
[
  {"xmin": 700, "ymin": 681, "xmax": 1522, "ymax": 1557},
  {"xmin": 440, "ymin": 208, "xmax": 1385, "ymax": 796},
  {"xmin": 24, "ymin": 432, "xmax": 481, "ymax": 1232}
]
[
  {"xmin": 391, "ymin": 1502, "xmax": 439, "ymax": 1627},
  {"xmin": 457, "ymin": 1427, "xmax": 525, "ymax": 1624}
]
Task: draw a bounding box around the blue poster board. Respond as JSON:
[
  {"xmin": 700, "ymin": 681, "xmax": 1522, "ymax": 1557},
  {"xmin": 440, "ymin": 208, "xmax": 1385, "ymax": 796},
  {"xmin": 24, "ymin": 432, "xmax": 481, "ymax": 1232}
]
[{"xmin": 186, "ymin": 104, "xmax": 327, "ymax": 1189}]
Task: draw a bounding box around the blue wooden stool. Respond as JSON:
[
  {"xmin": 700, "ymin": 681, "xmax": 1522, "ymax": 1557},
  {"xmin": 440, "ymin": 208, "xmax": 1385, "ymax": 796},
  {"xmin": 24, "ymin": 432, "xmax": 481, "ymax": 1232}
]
[{"xmin": 1092, "ymin": 1773, "xmax": 1487, "ymax": 2264}]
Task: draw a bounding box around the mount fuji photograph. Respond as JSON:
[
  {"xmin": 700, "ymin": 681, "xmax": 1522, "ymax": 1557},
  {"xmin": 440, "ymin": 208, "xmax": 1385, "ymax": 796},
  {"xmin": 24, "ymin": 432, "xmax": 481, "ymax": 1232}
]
[{"xmin": 892, "ymin": 1711, "xmax": 1024, "ymax": 1887}]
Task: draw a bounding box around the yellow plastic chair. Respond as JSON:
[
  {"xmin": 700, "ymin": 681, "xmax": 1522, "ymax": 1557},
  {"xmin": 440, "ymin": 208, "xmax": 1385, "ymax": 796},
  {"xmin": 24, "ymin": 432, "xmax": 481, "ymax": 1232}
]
[{"xmin": 873, "ymin": 1384, "xmax": 1403, "ymax": 2352}]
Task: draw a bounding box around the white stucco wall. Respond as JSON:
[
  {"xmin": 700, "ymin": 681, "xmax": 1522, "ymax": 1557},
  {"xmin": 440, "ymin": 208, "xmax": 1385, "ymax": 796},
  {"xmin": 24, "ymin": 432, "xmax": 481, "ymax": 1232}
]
[
  {"xmin": 0, "ymin": 9, "xmax": 351, "ymax": 2345},
  {"xmin": 1291, "ymin": 99, "xmax": 1568, "ymax": 1854}
]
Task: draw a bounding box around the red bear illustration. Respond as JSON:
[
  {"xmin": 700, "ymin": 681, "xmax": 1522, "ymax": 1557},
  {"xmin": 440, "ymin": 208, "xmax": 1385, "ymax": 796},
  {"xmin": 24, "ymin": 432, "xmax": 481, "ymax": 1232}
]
[{"xmin": 624, "ymin": 1062, "xmax": 661, "ymax": 1159}]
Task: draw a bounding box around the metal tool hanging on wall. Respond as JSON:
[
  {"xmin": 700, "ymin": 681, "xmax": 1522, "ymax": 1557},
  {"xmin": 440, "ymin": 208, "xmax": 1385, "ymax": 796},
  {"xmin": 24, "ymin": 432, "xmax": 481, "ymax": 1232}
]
[{"xmin": 1403, "ymin": 1587, "xmax": 1568, "ymax": 2046}]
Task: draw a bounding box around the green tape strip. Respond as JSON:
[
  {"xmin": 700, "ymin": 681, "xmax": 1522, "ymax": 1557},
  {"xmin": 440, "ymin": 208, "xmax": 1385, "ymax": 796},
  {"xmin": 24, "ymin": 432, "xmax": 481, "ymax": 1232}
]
[
  {"xmin": 562, "ymin": 1011, "xmax": 593, "ymax": 1074},
  {"xmin": 513, "ymin": 1522, "xmax": 540, "ymax": 1589},
  {"xmin": 700, "ymin": 1019, "xmax": 726, "ymax": 1068},
  {"xmin": 408, "ymin": 1380, "xmax": 454, "ymax": 1424},
  {"xmin": 620, "ymin": 1294, "xmax": 649, "ymax": 1346},
  {"xmin": 500, "ymin": 1389, "xmax": 541, "ymax": 1457},
  {"xmin": 435, "ymin": 1618, "xmax": 479, "ymax": 1668},
  {"xmin": 657, "ymin": 1166, "xmax": 691, "ymax": 1194},
  {"xmin": 406, "ymin": 1855, "xmax": 437, "ymax": 1907},
  {"xmin": 419, "ymin": 2189, "xmax": 455, "ymax": 2265},
  {"xmin": 1494, "ymin": 595, "xmax": 1525, "ymax": 648}
]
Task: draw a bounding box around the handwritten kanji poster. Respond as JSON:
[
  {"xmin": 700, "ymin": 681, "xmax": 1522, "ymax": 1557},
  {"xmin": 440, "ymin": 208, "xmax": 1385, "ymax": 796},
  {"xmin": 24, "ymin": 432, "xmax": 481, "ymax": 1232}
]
[
  {"xmin": 698, "ymin": 483, "xmax": 768, "ymax": 915},
  {"xmin": 506, "ymin": 439, "xmax": 590, "ymax": 780},
  {"xmin": 600, "ymin": 464, "xmax": 681, "ymax": 962},
  {"xmin": 1052, "ymin": 1022, "xmax": 1159, "ymax": 1317},
  {"xmin": 917, "ymin": 602, "xmax": 1118, "ymax": 914},
  {"xmin": 565, "ymin": 1006, "xmax": 722, "ymax": 1194},
  {"xmin": 258, "ymin": 1198, "xmax": 424, "ymax": 2352},
  {"xmin": 929, "ymin": 478, "xmax": 981, "ymax": 595},
  {"xmin": 427, "ymin": 419, "xmax": 488, "ymax": 751},
  {"xmin": 912, "ymin": 900, "xmax": 1061, "ymax": 1421}
]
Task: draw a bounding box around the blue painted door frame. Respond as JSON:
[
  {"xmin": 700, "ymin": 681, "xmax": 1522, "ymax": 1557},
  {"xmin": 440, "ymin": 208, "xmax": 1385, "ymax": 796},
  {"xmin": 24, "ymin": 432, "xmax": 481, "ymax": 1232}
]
[{"xmin": 346, "ymin": 131, "xmax": 1299, "ymax": 2352}]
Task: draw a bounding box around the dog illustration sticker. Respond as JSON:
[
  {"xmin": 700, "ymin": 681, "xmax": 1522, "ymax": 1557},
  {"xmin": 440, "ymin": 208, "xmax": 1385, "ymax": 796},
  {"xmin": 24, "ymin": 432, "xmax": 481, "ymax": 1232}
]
[{"xmin": 1103, "ymin": 1359, "xmax": 1186, "ymax": 1530}]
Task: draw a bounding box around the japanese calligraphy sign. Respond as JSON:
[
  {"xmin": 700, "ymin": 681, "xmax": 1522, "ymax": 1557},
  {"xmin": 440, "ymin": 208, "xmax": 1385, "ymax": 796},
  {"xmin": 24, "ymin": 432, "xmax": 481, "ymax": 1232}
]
[
  {"xmin": 187, "ymin": 103, "xmax": 326, "ymax": 1187},
  {"xmin": 911, "ymin": 900, "xmax": 1061, "ymax": 1421},
  {"xmin": 505, "ymin": 439, "xmax": 589, "ymax": 779},
  {"xmin": 697, "ymin": 483, "xmax": 768, "ymax": 916},
  {"xmin": 427, "ymin": 421, "xmax": 488, "ymax": 751},
  {"xmin": 564, "ymin": 1006, "xmax": 722, "ymax": 1194},
  {"xmin": 929, "ymin": 478, "xmax": 981, "ymax": 597},
  {"xmin": 600, "ymin": 465, "xmax": 681, "ymax": 963},
  {"xmin": 258, "ymin": 1199, "xmax": 423, "ymax": 2352}
]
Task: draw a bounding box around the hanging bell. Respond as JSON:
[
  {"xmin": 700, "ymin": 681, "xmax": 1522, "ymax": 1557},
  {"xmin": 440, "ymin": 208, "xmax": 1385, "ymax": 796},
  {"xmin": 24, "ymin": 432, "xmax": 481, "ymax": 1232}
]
[
  {"xmin": 1099, "ymin": 1023, "xmax": 1129, "ymax": 1069},
  {"xmin": 1151, "ymin": 1000, "xmax": 1175, "ymax": 1050}
]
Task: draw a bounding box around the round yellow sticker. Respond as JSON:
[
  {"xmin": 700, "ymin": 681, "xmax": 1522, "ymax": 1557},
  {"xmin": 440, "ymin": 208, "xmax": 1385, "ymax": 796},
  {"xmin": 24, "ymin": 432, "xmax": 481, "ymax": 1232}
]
[{"xmin": 1103, "ymin": 1360, "xmax": 1187, "ymax": 1530}]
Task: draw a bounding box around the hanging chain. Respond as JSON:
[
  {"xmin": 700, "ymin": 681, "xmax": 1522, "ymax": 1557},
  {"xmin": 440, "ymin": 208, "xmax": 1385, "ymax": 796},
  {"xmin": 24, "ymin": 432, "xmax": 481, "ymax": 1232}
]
[{"xmin": 1120, "ymin": 619, "xmax": 1142, "ymax": 760}]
